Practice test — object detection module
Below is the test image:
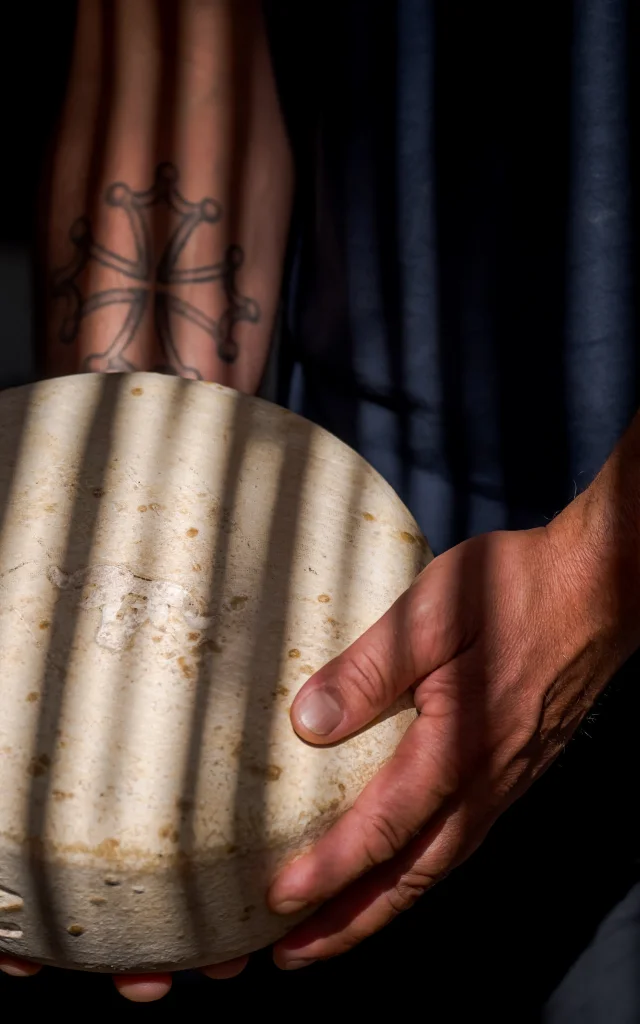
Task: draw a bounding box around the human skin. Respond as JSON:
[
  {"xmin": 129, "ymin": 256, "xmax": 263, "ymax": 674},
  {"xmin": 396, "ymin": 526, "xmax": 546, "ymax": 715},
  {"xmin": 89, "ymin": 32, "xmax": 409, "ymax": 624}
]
[
  {"xmin": 40, "ymin": 0, "xmax": 292, "ymax": 392},
  {"xmin": 6, "ymin": 0, "xmax": 640, "ymax": 1005},
  {"xmin": 1, "ymin": 0, "xmax": 292, "ymax": 1003},
  {"xmin": 6, "ymin": 383, "xmax": 640, "ymax": 997},
  {"xmin": 268, "ymin": 438, "xmax": 640, "ymax": 967}
]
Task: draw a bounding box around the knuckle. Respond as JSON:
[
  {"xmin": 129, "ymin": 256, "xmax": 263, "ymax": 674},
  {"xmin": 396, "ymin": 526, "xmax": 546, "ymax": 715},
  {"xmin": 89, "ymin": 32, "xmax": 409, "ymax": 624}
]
[
  {"xmin": 407, "ymin": 584, "xmax": 432, "ymax": 634},
  {"xmin": 360, "ymin": 810, "xmax": 412, "ymax": 866},
  {"xmin": 385, "ymin": 868, "xmax": 440, "ymax": 916},
  {"xmin": 340, "ymin": 647, "xmax": 393, "ymax": 712}
]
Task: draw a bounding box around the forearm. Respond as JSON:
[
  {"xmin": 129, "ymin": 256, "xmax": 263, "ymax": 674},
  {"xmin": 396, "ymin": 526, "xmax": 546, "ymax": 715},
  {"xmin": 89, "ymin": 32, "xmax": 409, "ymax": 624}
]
[{"xmin": 41, "ymin": 0, "xmax": 293, "ymax": 393}]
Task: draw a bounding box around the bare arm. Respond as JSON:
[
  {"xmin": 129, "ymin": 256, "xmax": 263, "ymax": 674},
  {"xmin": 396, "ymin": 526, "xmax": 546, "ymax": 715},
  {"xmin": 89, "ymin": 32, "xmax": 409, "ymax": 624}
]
[
  {"xmin": 41, "ymin": 0, "xmax": 293, "ymax": 393},
  {"xmin": 0, "ymin": 0, "xmax": 292, "ymax": 998}
]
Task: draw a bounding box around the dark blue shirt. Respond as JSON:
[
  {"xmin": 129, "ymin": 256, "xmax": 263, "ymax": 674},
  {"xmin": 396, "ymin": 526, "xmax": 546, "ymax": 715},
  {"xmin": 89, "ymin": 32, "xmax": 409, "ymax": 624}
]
[{"xmin": 266, "ymin": 0, "xmax": 640, "ymax": 554}]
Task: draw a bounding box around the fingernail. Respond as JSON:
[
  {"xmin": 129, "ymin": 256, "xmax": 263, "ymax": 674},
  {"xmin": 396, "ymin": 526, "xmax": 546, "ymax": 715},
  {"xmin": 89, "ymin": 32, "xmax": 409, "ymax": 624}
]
[
  {"xmin": 296, "ymin": 688, "xmax": 343, "ymax": 736},
  {"xmin": 282, "ymin": 958, "xmax": 317, "ymax": 971},
  {"xmin": 272, "ymin": 898, "xmax": 309, "ymax": 916}
]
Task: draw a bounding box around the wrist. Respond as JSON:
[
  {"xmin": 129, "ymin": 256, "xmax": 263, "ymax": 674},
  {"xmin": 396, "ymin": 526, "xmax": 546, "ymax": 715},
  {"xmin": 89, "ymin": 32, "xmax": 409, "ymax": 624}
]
[{"xmin": 546, "ymin": 445, "xmax": 640, "ymax": 666}]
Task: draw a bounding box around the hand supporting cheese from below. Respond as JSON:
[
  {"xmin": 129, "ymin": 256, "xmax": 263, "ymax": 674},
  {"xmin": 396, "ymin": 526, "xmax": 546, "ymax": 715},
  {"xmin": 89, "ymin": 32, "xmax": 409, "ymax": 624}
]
[{"xmin": 0, "ymin": 372, "xmax": 431, "ymax": 972}]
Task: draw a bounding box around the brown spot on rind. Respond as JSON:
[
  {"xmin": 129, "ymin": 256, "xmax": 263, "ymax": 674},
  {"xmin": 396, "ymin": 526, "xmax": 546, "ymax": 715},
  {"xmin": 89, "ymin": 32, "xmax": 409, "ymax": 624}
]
[
  {"xmin": 318, "ymin": 594, "xmax": 331, "ymax": 603},
  {"xmin": 67, "ymin": 924, "xmax": 85, "ymax": 936},
  {"xmin": 275, "ymin": 685, "xmax": 290, "ymax": 697},
  {"xmin": 300, "ymin": 665, "xmax": 314, "ymax": 675},
  {"xmin": 52, "ymin": 790, "xmax": 74, "ymax": 801},
  {"xmin": 89, "ymin": 896, "xmax": 107, "ymax": 907},
  {"xmin": 416, "ymin": 533, "xmax": 431, "ymax": 557},
  {"xmin": 288, "ymin": 648, "xmax": 301, "ymax": 659},
  {"xmin": 93, "ymin": 488, "xmax": 104, "ymax": 498},
  {"xmin": 159, "ymin": 826, "xmax": 180, "ymax": 843},
  {"xmin": 199, "ymin": 638, "xmax": 222, "ymax": 654},
  {"xmin": 131, "ymin": 387, "xmax": 143, "ymax": 396},
  {"xmin": 39, "ymin": 620, "xmax": 50, "ymax": 630},
  {"xmin": 137, "ymin": 505, "xmax": 148, "ymax": 512},
  {"xmin": 0, "ymin": 891, "xmax": 24, "ymax": 913},
  {"xmin": 34, "ymin": 836, "xmax": 120, "ymax": 859},
  {"xmin": 26, "ymin": 692, "xmax": 39, "ymax": 703},
  {"xmin": 94, "ymin": 838, "xmax": 120, "ymax": 858},
  {"xmin": 248, "ymin": 763, "xmax": 282, "ymax": 782},
  {"xmin": 400, "ymin": 531, "xmax": 416, "ymax": 544},
  {"xmin": 362, "ymin": 512, "xmax": 376, "ymax": 521},
  {"xmin": 187, "ymin": 632, "xmax": 200, "ymax": 643},
  {"xmin": 177, "ymin": 656, "xmax": 195, "ymax": 679},
  {"xmin": 230, "ymin": 595, "xmax": 248, "ymax": 610},
  {"xmin": 186, "ymin": 527, "xmax": 199, "ymax": 538},
  {"xmin": 29, "ymin": 754, "xmax": 51, "ymax": 778},
  {"xmin": 317, "ymin": 797, "xmax": 341, "ymax": 815}
]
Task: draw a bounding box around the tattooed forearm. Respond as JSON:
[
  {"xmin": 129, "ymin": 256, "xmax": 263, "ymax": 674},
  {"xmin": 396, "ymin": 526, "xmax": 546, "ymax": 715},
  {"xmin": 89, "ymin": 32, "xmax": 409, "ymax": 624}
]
[{"xmin": 50, "ymin": 162, "xmax": 261, "ymax": 376}]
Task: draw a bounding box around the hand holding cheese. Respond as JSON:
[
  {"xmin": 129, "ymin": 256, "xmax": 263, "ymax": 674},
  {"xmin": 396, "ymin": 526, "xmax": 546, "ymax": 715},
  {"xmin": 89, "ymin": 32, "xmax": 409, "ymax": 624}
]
[{"xmin": 0, "ymin": 372, "xmax": 429, "ymax": 978}]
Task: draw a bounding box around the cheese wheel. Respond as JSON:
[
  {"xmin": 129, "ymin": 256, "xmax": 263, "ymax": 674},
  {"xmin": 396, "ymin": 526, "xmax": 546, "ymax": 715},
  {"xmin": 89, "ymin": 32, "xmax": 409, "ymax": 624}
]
[{"xmin": 0, "ymin": 373, "xmax": 431, "ymax": 972}]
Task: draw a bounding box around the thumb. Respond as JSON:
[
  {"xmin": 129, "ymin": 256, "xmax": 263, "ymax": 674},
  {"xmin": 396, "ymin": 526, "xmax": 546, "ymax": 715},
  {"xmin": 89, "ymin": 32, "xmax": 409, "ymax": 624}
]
[{"xmin": 291, "ymin": 576, "xmax": 436, "ymax": 744}]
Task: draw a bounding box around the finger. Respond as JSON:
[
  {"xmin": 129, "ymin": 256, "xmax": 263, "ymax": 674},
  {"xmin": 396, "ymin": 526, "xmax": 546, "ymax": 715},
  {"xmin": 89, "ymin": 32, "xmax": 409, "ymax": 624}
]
[
  {"xmin": 270, "ymin": 709, "xmax": 458, "ymax": 913},
  {"xmin": 0, "ymin": 957, "xmax": 42, "ymax": 978},
  {"xmin": 112, "ymin": 973, "xmax": 173, "ymax": 1002},
  {"xmin": 273, "ymin": 803, "xmax": 490, "ymax": 968},
  {"xmin": 291, "ymin": 572, "xmax": 442, "ymax": 744},
  {"xmin": 200, "ymin": 955, "xmax": 249, "ymax": 980}
]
